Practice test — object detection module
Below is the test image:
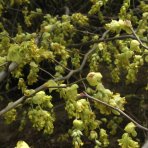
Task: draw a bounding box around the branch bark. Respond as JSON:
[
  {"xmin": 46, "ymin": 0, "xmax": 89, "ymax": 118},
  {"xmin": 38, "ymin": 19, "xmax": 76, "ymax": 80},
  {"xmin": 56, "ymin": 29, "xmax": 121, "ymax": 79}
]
[{"xmin": 0, "ymin": 62, "xmax": 18, "ymax": 83}]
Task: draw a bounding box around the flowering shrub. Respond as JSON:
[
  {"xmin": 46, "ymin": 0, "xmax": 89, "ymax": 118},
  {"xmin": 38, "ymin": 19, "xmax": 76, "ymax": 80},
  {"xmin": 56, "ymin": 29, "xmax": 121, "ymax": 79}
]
[{"xmin": 0, "ymin": 0, "xmax": 147, "ymax": 147}]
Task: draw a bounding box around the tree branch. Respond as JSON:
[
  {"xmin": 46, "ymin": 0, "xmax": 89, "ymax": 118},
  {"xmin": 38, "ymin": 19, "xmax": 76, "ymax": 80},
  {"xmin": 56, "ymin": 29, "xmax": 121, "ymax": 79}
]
[
  {"xmin": 67, "ymin": 34, "xmax": 148, "ymax": 48},
  {"xmin": 0, "ymin": 44, "xmax": 97, "ymax": 116},
  {"xmin": 0, "ymin": 62, "xmax": 18, "ymax": 83},
  {"xmin": 82, "ymin": 92, "xmax": 148, "ymax": 132},
  {"xmin": 0, "ymin": 85, "xmax": 66, "ymax": 116},
  {"xmin": 55, "ymin": 44, "xmax": 97, "ymax": 81},
  {"xmin": 39, "ymin": 67, "xmax": 55, "ymax": 78},
  {"xmin": 130, "ymin": 27, "xmax": 148, "ymax": 50}
]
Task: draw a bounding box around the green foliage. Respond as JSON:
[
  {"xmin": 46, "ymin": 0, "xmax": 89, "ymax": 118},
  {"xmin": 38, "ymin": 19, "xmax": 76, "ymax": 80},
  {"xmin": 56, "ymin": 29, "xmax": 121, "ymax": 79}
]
[
  {"xmin": 105, "ymin": 19, "xmax": 132, "ymax": 34},
  {"xmin": 28, "ymin": 91, "xmax": 53, "ymax": 108},
  {"xmin": 124, "ymin": 122, "xmax": 137, "ymax": 137},
  {"xmin": 15, "ymin": 140, "xmax": 30, "ymax": 148},
  {"xmin": 86, "ymin": 72, "xmax": 102, "ymax": 86},
  {"xmin": 28, "ymin": 108, "xmax": 54, "ymax": 134},
  {"xmin": 118, "ymin": 122, "xmax": 140, "ymax": 147},
  {"xmin": 3, "ymin": 103, "xmax": 17, "ymax": 124},
  {"xmin": 71, "ymin": 13, "xmax": 89, "ymax": 26},
  {"xmin": 71, "ymin": 129, "xmax": 84, "ymax": 148},
  {"xmin": 0, "ymin": 0, "xmax": 147, "ymax": 147},
  {"xmin": 118, "ymin": 133, "xmax": 139, "ymax": 148},
  {"xmin": 99, "ymin": 128, "xmax": 109, "ymax": 147},
  {"xmin": 89, "ymin": 0, "xmax": 108, "ymax": 19},
  {"xmin": 86, "ymin": 72, "xmax": 126, "ymax": 115}
]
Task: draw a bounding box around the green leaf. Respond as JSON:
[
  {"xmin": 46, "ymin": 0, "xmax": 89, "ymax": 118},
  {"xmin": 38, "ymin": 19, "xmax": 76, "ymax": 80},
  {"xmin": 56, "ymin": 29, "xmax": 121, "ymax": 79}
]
[
  {"xmin": 15, "ymin": 141, "xmax": 30, "ymax": 148},
  {"xmin": 86, "ymin": 72, "xmax": 102, "ymax": 86},
  {"xmin": 124, "ymin": 122, "xmax": 137, "ymax": 137},
  {"xmin": 45, "ymin": 80, "xmax": 58, "ymax": 93},
  {"xmin": 7, "ymin": 44, "xmax": 22, "ymax": 63},
  {"xmin": 118, "ymin": 133, "xmax": 139, "ymax": 148}
]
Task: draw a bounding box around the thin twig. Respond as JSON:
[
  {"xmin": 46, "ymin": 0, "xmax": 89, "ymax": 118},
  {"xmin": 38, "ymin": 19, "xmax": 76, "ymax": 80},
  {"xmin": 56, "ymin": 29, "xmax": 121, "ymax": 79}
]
[
  {"xmin": 67, "ymin": 34, "xmax": 148, "ymax": 48},
  {"xmin": 55, "ymin": 44, "xmax": 98, "ymax": 81},
  {"xmin": 67, "ymin": 77, "xmax": 86, "ymax": 86},
  {"xmin": 51, "ymin": 58, "xmax": 71, "ymax": 71},
  {"xmin": 0, "ymin": 62, "xmax": 8, "ymax": 67},
  {"xmin": 39, "ymin": 67, "xmax": 55, "ymax": 78},
  {"xmin": 130, "ymin": 27, "xmax": 148, "ymax": 50},
  {"xmin": 100, "ymin": 30, "xmax": 110, "ymax": 40},
  {"xmin": 0, "ymin": 86, "xmax": 17, "ymax": 95},
  {"xmin": 82, "ymin": 92, "xmax": 148, "ymax": 132},
  {"xmin": 74, "ymin": 28, "xmax": 97, "ymax": 35}
]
